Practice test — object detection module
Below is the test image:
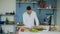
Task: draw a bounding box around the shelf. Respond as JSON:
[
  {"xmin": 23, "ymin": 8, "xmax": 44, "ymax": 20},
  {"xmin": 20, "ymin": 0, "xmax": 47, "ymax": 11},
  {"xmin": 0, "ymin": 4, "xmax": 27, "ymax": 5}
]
[
  {"xmin": 37, "ymin": 8, "xmax": 57, "ymax": 10},
  {"xmin": 0, "ymin": 14, "xmax": 15, "ymax": 16},
  {"xmin": 16, "ymin": 2, "xmax": 38, "ymax": 4}
]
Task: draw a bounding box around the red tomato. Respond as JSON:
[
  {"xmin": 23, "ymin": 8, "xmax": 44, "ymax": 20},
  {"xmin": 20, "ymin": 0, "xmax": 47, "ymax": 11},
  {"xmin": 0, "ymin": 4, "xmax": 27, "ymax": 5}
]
[{"xmin": 21, "ymin": 29, "xmax": 24, "ymax": 32}]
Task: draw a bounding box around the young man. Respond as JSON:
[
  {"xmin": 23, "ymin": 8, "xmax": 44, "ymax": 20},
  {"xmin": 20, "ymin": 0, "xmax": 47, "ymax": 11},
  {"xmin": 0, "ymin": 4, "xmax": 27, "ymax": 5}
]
[{"xmin": 23, "ymin": 6, "xmax": 39, "ymax": 28}]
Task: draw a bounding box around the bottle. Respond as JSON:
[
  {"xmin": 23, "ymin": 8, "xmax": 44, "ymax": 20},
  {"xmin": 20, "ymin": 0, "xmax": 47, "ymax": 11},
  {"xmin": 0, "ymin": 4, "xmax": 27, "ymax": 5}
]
[
  {"xmin": 0, "ymin": 25, "xmax": 3, "ymax": 34},
  {"xmin": 5, "ymin": 18, "xmax": 9, "ymax": 24}
]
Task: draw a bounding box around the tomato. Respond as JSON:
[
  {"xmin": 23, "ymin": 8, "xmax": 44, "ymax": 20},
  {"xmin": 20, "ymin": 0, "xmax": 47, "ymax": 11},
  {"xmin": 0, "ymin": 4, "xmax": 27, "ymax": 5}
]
[{"xmin": 21, "ymin": 28, "xmax": 24, "ymax": 32}]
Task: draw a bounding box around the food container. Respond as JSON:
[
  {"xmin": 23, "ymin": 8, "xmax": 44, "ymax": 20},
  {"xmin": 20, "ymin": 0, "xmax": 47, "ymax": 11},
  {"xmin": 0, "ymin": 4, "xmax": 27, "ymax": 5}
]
[
  {"xmin": 0, "ymin": 21, "xmax": 4, "ymax": 24},
  {"xmin": 21, "ymin": 0, "xmax": 27, "ymax": 2},
  {"xmin": 40, "ymin": 4, "xmax": 45, "ymax": 8},
  {"xmin": 48, "ymin": 5, "xmax": 52, "ymax": 9},
  {"xmin": 9, "ymin": 21, "xmax": 14, "ymax": 24}
]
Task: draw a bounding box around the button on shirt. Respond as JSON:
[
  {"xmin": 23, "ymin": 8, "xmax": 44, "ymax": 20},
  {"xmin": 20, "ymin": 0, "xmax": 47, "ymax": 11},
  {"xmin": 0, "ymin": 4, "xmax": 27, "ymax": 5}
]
[{"xmin": 23, "ymin": 11, "xmax": 39, "ymax": 28}]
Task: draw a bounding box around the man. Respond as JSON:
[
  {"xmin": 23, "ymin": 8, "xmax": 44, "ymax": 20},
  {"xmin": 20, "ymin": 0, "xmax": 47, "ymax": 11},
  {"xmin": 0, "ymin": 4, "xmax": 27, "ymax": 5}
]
[{"xmin": 23, "ymin": 6, "xmax": 39, "ymax": 28}]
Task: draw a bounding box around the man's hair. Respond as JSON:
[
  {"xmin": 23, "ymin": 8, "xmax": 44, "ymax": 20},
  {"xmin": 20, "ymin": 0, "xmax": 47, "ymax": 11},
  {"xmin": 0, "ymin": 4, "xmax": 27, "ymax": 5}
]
[{"xmin": 26, "ymin": 6, "xmax": 31, "ymax": 10}]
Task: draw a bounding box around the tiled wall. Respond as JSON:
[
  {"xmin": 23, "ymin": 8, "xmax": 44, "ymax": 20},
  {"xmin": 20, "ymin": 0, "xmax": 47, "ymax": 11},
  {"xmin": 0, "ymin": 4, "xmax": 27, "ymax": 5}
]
[{"xmin": 15, "ymin": 0, "xmax": 57, "ymax": 25}]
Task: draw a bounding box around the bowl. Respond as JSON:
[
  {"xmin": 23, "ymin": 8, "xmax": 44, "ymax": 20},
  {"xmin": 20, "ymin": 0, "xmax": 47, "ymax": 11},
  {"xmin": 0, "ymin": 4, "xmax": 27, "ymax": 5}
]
[{"xmin": 0, "ymin": 21, "xmax": 4, "ymax": 24}]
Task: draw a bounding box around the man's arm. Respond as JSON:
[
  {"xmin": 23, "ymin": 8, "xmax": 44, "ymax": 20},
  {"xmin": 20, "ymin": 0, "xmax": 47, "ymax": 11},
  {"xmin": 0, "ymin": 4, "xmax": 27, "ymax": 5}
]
[
  {"xmin": 23, "ymin": 14, "xmax": 26, "ymax": 25},
  {"xmin": 34, "ymin": 12, "xmax": 39, "ymax": 26}
]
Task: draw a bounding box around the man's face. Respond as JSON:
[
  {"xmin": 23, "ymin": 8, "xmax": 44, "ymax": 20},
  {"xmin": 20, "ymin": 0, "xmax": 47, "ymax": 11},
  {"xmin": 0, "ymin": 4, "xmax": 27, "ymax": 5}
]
[{"xmin": 27, "ymin": 10, "xmax": 32, "ymax": 15}]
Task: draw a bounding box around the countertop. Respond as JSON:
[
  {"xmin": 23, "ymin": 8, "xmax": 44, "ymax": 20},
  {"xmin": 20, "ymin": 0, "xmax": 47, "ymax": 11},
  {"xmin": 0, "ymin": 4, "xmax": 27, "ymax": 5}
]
[{"xmin": 18, "ymin": 25, "xmax": 60, "ymax": 34}]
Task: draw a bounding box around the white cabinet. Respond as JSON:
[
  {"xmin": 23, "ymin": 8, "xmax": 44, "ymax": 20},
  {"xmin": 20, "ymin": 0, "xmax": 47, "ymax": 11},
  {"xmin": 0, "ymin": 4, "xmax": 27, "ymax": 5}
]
[{"xmin": 1, "ymin": 25, "xmax": 15, "ymax": 33}]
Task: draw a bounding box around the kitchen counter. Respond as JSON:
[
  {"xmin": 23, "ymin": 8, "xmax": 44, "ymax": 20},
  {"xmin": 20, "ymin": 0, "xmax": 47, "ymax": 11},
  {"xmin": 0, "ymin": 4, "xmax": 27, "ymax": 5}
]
[
  {"xmin": 18, "ymin": 25, "xmax": 60, "ymax": 34},
  {"xmin": 18, "ymin": 31, "xmax": 60, "ymax": 34}
]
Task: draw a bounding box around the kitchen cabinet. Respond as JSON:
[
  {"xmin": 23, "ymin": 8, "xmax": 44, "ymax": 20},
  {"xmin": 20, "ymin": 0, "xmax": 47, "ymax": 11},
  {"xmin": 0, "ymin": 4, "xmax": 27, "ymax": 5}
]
[{"xmin": 1, "ymin": 25, "xmax": 15, "ymax": 34}]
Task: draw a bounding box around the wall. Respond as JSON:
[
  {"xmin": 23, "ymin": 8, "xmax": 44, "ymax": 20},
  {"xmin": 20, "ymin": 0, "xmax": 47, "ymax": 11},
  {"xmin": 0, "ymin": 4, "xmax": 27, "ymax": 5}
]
[
  {"xmin": 15, "ymin": 0, "xmax": 57, "ymax": 25},
  {"xmin": 57, "ymin": 0, "xmax": 60, "ymax": 25},
  {"xmin": 0, "ymin": 0, "xmax": 59, "ymax": 25},
  {"xmin": 0, "ymin": 0, "xmax": 16, "ymax": 21}
]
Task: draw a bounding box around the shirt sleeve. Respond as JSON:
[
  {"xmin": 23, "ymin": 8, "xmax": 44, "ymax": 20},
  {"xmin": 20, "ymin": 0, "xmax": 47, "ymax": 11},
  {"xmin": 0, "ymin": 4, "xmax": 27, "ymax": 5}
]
[
  {"xmin": 34, "ymin": 12, "xmax": 39, "ymax": 26},
  {"xmin": 23, "ymin": 14, "xmax": 26, "ymax": 25}
]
